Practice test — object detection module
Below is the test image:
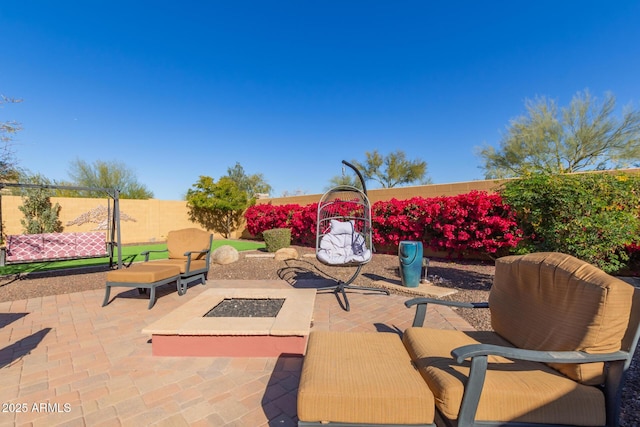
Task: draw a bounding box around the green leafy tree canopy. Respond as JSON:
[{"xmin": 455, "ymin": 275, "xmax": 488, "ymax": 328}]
[
  {"xmin": 186, "ymin": 176, "xmax": 249, "ymax": 238},
  {"xmin": 350, "ymin": 150, "xmax": 430, "ymax": 188},
  {"xmin": 67, "ymin": 159, "xmax": 154, "ymax": 199},
  {"xmin": 18, "ymin": 174, "xmax": 63, "ymax": 234},
  {"xmin": 479, "ymin": 90, "xmax": 640, "ymax": 179},
  {"xmin": 225, "ymin": 162, "xmax": 272, "ymax": 200},
  {"xmin": 325, "ymin": 174, "xmax": 363, "ymax": 191},
  {"xmin": 500, "ymin": 172, "xmax": 640, "ymax": 273}
]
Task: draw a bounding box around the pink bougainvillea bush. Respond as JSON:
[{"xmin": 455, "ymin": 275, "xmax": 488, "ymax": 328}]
[
  {"xmin": 244, "ymin": 191, "xmax": 523, "ymax": 257},
  {"xmin": 371, "ymin": 191, "xmax": 522, "ymax": 255}
]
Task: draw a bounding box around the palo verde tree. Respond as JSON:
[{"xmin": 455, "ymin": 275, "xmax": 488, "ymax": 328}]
[
  {"xmin": 351, "ymin": 150, "xmax": 430, "ymax": 188},
  {"xmin": 325, "ymin": 174, "xmax": 363, "ymax": 191},
  {"xmin": 18, "ymin": 174, "xmax": 63, "ymax": 234},
  {"xmin": 225, "ymin": 162, "xmax": 272, "ymax": 200},
  {"xmin": 66, "ymin": 159, "xmax": 154, "ymax": 199},
  {"xmin": 478, "ymin": 90, "xmax": 640, "ymax": 179},
  {"xmin": 186, "ymin": 176, "xmax": 249, "ymax": 238}
]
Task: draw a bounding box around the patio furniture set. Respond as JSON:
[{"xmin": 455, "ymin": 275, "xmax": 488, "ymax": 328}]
[
  {"xmin": 99, "ymin": 227, "xmax": 640, "ymax": 426},
  {"xmin": 297, "ymin": 252, "xmax": 640, "ymax": 427}
]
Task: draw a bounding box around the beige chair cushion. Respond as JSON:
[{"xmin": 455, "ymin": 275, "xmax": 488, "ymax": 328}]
[
  {"xmin": 489, "ymin": 252, "xmax": 635, "ymax": 384},
  {"xmin": 146, "ymin": 258, "xmax": 207, "ymax": 274},
  {"xmin": 166, "ymin": 228, "xmax": 211, "ymax": 260},
  {"xmin": 298, "ymin": 331, "xmax": 435, "ymax": 425},
  {"xmin": 403, "ymin": 327, "xmax": 605, "ymax": 425},
  {"xmin": 107, "ymin": 264, "xmax": 180, "ymax": 283}
]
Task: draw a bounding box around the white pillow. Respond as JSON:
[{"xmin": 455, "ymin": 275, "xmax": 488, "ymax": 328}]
[{"xmin": 330, "ymin": 219, "xmax": 355, "ymax": 235}]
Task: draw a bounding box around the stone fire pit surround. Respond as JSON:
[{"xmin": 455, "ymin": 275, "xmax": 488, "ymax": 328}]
[{"xmin": 142, "ymin": 287, "xmax": 316, "ymax": 357}]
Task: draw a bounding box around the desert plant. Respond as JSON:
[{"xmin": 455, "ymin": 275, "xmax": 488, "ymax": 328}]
[
  {"xmin": 262, "ymin": 228, "xmax": 291, "ymax": 252},
  {"xmin": 18, "ymin": 178, "xmax": 63, "ymax": 234},
  {"xmin": 500, "ymin": 172, "xmax": 640, "ymax": 272}
]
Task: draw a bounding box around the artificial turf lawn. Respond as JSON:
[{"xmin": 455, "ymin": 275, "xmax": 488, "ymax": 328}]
[{"xmin": 0, "ymin": 239, "xmax": 266, "ymax": 275}]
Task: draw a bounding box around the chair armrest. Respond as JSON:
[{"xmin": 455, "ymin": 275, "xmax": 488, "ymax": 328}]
[
  {"xmin": 452, "ymin": 343, "xmax": 630, "ymax": 365},
  {"xmin": 140, "ymin": 249, "xmax": 168, "ymax": 262},
  {"xmin": 183, "ymin": 249, "xmax": 210, "ymax": 272},
  {"xmin": 404, "ymin": 297, "xmax": 489, "ymax": 327},
  {"xmin": 183, "ymin": 249, "xmax": 209, "ymax": 257},
  {"xmin": 449, "ymin": 343, "xmax": 630, "ymax": 426}
]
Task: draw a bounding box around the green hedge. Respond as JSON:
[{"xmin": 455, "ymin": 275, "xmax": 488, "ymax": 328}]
[
  {"xmin": 262, "ymin": 228, "xmax": 291, "ymax": 252},
  {"xmin": 500, "ymin": 172, "xmax": 640, "ymax": 273}
]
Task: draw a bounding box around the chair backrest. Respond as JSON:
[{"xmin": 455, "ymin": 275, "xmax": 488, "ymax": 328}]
[
  {"xmin": 489, "ymin": 252, "xmax": 636, "ymax": 385},
  {"xmin": 316, "ymin": 186, "xmax": 372, "ymax": 253},
  {"xmin": 622, "ymin": 286, "xmax": 640, "ymax": 370},
  {"xmin": 166, "ymin": 228, "xmax": 212, "ymax": 260}
]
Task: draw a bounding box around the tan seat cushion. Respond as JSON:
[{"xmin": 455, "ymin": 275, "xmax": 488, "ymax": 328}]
[
  {"xmin": 146, "ymin": 258, "xmax": 207, "ymax": 274},
  {"xmin": 298, "ymin": 331, "xmax": 435, "ymax": 425},
  {"xmin": 403, "ymin": 327, "xmax": 605, "ymax": 425},
  {"xmin": 489, "ymin": 252, "xmax": 635, "ymax": 384},
  {"xmin": 166, "ymin": 228, "xmax": 211, "ymax": 260},
  {"xmin": 107, "ymin": 264, "xmax": 180, "ymax": 283}
]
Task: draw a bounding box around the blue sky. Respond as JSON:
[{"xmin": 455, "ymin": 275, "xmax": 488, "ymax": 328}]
[{"xmin": 2, "ymin": 1, "xmax": 640, "ymax": 200}]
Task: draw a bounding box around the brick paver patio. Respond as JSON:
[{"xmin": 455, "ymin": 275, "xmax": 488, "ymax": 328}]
[{"xmin": 0, "ymin": 278, "xmax": 472, "ymax": 426}]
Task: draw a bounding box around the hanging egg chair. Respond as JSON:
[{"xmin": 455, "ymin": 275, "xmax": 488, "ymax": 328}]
[{"xmin": 314, "ymin": 160, "xmax": 389, "ymax": 311}]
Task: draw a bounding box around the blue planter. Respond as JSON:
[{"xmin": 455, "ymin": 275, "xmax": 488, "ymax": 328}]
[{"xmin": 398, "ymin": 241, "xmax": 423, "ymax": 288}]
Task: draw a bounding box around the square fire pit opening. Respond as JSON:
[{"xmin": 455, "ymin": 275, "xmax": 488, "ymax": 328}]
[{"xmin": 204, "ymin": 298, "xmax": 286, "ymax": 318}]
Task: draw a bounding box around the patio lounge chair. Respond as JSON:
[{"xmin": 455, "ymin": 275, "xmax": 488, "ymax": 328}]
[
  {"xmin": 298, "ymin": 252, "xmax": 640, "ymax": 427},
  {"xmin": 141, "ymin": 228, "xmax": 213, "ymax": 293}
]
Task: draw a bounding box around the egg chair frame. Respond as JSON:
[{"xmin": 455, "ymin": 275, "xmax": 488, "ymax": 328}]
[{"xmin": 314, "ymin": 160, "xmax": 389, "ymax": 311}]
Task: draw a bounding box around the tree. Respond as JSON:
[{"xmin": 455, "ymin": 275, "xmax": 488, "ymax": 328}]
[
  {"xmin": 478, "ymin": 90, "xmax": 640, "ymax": 179},
  {"xmin": 1, "ymin": 95, "xmax": 23, "ymax": 181},
  {"xmin": 225, "ymin": 162, "xmax": 272, "ymax": 200},
  {"xmin": 325, "ymin": 174, "xmax": 363, "ymax": 191},
  {"xmin": 352, "ymin": 150, "xmax": 430, "ymax": 188},
  {"xmin": 67, "ymin": 159, "xmax": 154, "ymax": 199},
  {"xmin": 186, "ymin": 176, "xmax": 249, "ymax": 238},
  {"xmin": 18, "ymin": 174, "xmax": 63, "ymax": 234}
]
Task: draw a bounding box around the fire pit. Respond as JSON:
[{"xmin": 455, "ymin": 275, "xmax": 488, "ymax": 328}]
[
  {"xmin": 204, "ymin": 298, "xmax": 286, "ymax": 318},
  {"xmin": 142, "ymin": 288, "xmax": 316, "ymax": 357}
]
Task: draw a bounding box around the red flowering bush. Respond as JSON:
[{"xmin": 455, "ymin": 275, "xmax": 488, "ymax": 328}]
[
  {"xmin": 244, "ymin": 191, "xmax": 522, "ymax": 256},
  {"xmin": 288, "ymin": 203, "xmax": 318, "ymax": 246},
  {"xmin": 371, "ymin": 191, "xmax": 522, "ymax": 256},
  {"xmin": 244, "ymin": 203, "xmax": 318, "ymax": 245},
  {"xmin": 243, "ymin": 203, "xmax": 298, "ymax": 236}
]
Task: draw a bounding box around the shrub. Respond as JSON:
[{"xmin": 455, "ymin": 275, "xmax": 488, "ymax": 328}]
[
  {"xmin": 19, "ymin": 186, "xmax": 63, "ymax": 234},
  {"xmin": 244, "ymin": 204, "xmax": 299, "ymax": 237},
  {"xmin": 500, "ymin": 173, "xmax": 640, "ymax": 273},
  {"xmin": 245, "ymin": 191, "xmax": 522, "ymax": 257},
  {"xmin": 371, "ymin": 191, "xmax": 521, "ymax": 256},
  {"xmin": 262, "ymin": 228, "xmax": 291, "ymax": 252}
]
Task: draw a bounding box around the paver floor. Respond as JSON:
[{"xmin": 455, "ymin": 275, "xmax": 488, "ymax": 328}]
[{"xmin": 0, "ymin": 278, "xmax": 472, "ymax": 427}]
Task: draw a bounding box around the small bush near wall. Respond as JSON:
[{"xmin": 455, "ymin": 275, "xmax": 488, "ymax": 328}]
[
  {"xmin": 262, "ymin": 228, "xmax": 292, "ymax": 252},
  {"xmin": 500, "ymin": 173, "xmax": 640, "ymax": 273}
]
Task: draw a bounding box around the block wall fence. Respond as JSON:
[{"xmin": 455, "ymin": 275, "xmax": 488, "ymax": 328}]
[
  {"xmin": 2, "ymin": 169, "xmax": 636, "ymax": 245},
  {"xmin": 0, "ymin": 197, "xmax": 210, "ymax": 245}
]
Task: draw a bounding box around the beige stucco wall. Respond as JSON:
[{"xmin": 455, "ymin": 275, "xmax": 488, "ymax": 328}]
[
  {"xmin": 0, "ymin": 196, "xmax": 226, "ymax": 245},
  {"xmin": 3, "ymin": 169, "xmax": 637, "ymax": 244},
  {"xmin": 259, "ymin": 178, "xmax": 504, "ymax": 207}
]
